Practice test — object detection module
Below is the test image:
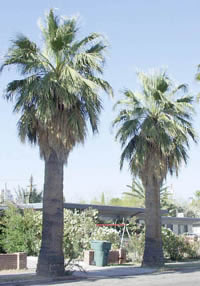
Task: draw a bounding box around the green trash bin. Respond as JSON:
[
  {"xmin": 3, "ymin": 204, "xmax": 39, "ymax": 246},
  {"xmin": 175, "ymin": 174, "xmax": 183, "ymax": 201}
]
[{"xmin": 90, "ymin": 240, "xmax": 112, "ymax": 266}]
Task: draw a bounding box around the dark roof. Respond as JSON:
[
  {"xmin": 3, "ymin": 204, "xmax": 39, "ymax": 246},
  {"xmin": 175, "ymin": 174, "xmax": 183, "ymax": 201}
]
[
  {"xmin": 0, "ymin": 202, "xmax": 167, "ymax": 219},
  {"xmin": 64, "ymin": 203, "xmax": 146, "ymax": 219}
]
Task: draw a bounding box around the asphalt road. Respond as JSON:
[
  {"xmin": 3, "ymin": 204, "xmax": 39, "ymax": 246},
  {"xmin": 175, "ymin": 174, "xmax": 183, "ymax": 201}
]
[{"xmin": 29, "ymin": 269, "xmax": 200, "ymax": 286}]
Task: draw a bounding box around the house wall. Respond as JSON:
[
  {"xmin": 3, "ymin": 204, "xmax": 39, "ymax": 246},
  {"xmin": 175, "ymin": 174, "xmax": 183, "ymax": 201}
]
[
  {"xmin": 193, "ymin": 224, "xmax": 200, "ymax": 234},
  {"xmin": 167, "ymin": 223, "xmax": 192, "ymax": 235}
]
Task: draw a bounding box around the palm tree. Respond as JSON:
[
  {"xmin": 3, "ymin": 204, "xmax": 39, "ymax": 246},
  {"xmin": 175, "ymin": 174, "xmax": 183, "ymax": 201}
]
[
  {"xmin": 1, "ymin": 10, "xmax": 112, "ymax": 276},
  {"xmin": 113, "ymin": 71, "xmax": 196, "ymax": 266},
  {"xmin": 124, "ymin": 179, "xmax": 172, "ymax": 208},
  {"xmin": 124, "ymin": 180, "xmax": 145, "ymax": 203},
  {"xmin": 15, "ymin": 186, "xmax": 29, "ymax": 204}
]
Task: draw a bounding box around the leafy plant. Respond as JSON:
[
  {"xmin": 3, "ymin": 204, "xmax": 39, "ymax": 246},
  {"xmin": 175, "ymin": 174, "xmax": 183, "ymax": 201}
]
[
  {"xmin": 1, "ymin": 204, "xmax": 42, "ymax": 255},
  {"xmin": 63, "ymin": 208, "xmax": 120, "ymax": 264},
  {"xmin": 91, "ymin": 227, "xmax": 120, "ymax": 249},
  {"xmin": 162, "ymin": 228, "xmax": 198, "ymax": 261},
  {"xmin": 126, "ymin": 225, "xmax": 200, "ymax": 263}
]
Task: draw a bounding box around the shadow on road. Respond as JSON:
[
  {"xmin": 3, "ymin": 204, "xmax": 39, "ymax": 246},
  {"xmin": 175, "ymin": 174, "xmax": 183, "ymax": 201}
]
[{"xmin": 1, "ymin": 264, "xmax": 200, "ymax": 285}]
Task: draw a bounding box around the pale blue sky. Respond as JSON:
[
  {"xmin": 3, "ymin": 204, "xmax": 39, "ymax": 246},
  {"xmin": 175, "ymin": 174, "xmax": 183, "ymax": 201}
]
[{"xmin": 0, "ymin": 0, "xmax": 200, "ymax": 202}]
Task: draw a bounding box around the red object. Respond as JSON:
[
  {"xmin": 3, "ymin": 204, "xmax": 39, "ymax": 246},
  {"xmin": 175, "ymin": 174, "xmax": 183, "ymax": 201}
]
[{"xmin": 96, "ymin": 224, "xmax": 125, "ymax": 227}]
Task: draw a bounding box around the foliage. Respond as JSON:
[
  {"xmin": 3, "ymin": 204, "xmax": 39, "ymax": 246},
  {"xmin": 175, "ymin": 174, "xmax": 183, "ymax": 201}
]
[
  {"xmin": 100, "ymin": 192, "xmax": 105, "ymax": 205},
  {"xmin": 0, "ymin": 206, "xmax": 120, "ymax": 260},
  {"xmin": 0, "ymin": 204, "xmax": 42, "ymax": 255},
  {"xmin": 182, "ymin": 191, "xmax": 200, "ymax": 218},
  {"xmin": 28, "ymin": 175, "xmax": 43, "ymax": 203},
  {"xmin": 0, "ymin": 214, "xmax": 6, "ymax": 253},
  {"xmin": 124, "ymin": 180, "xmax": 145, "ymax": 203},
  {"xmin": 90, "ymin": 192, "xmax": 106, "ymax": 205},
  {"xmin": 1, "ymin": 9, "xmax": 113, "ymax": 275},
  {"xmin": 127, "ymin": 225, "xmax": 200, "ymax": 263},
  {"xmin": 127, "ymin": 232, "xmax": 145, "ymax": 263},
  {"xmin": 113, "ymin": 71, "xmax": 196, "ymax": 179},
  {"xmin": 63, "ymin": 208, "xmax": 98, "ymax": 262},
  {"xmin": 14, "ymin": 176, "xmax": 42, "ymax": 204},
  {"xmin": 127, "ymin": 217, "xmax": 145, "ymax": 235},
  {"xmin": 113, "ymin": 70, "xmax": 196, "ymax": 265},
  {"xmin": 126, "ymin": 219, "xmax": 145, "ymax": 263},
  {"xmin": 63, "ymin": 208, "xmax": 120, "ymax": 263},
  {"xmin": 1, "ymin": 9, "xmax": 113, "ymax": 161},
  {"xmin": 1, "ymin": 205, "xmax": 200, "ymax": 263},
  {"xmin": 90, "ymin": 192, "xmax": 142, "ymax": 207},
  {"xmin": 162, "ymin": 228, "xmax": 198, "ymax": 261},
  {"xmin": 29, "ymin": 189, "xmax": 43, "ymax": 203},
  {"xmin": 91, "ymin": 227, "xmax": 120, "ymax": 249},
  {"xmin": 15, "ymin": 186, "xmax": 42, "ymax": 204},
  {"xmin": 124, "ymin": 179, "xmax": 177, "ymax": 212},
  {"xmin": 15, "ymin": 186, "xmax": 29, "ymax": 204}
]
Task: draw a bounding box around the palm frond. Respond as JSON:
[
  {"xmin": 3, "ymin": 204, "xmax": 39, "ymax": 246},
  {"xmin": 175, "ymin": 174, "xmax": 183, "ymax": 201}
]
[
  {"xmin": 1, "ymin": 9, "xmax": 112, "ymax": 161},
  {"xmin": 114, "ymin": 70, "xmax": 196, "ymax": 180}
]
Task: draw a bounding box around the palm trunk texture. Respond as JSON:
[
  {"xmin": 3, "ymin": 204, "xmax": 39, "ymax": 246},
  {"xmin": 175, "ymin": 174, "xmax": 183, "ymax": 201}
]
[
  {"xmin": 37, "ymin": 151, "xmax": 65, "ymax": 276},
  {"xmin": 142, "ymin": 177, "xmax": 164, "ymax": 267}
]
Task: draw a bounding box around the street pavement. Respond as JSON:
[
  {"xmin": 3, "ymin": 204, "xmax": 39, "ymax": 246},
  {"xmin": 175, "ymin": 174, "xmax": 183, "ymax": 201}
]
[
  {"xmin": 1, "ymin": 257, "xmax": 200, "ymax": 286},
  {"xmin": 28, "ymin": 269, "xmax": 200, "ymax": 286}
]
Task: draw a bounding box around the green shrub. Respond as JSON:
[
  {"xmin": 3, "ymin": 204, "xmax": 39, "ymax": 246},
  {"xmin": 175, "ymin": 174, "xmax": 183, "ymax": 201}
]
[
  {"xmin": 0, "ymin": 214, "xmax": 6, "ymax": 253},
  {"xmin": 1, "ymin": 205, "xmax": 121, "ymax": 261},
  {"xmin": 63, "ymin": 208, "xmax": 98, "ymax": 262},
  {"xmin": 63, "ymin": 208, "xmax": 120, "ymax": 263},
  {"xmin": 1, "ymin": 204, "xmax": 42, "ymax": 255},
  {"xmin": 126, "ymin": 226, "xmax": 200, "ymax": 263},
  {"xmin": 127, "ymin": 233, "xmax": 145, "ymax": 263},
  {"xmin": 91, "ymin": 227, "xmax": 120, "ymax": 249},
  {"xmin": 6, "ymin": 205, "xmax": 198, "ymax": 264},
  {"xmin": 126, "ymin": 221, "xmax": 145, "ymax": 263},
  {"xmin": 162, "ymin": 228, "xmax": 199, "ymax": 261}
]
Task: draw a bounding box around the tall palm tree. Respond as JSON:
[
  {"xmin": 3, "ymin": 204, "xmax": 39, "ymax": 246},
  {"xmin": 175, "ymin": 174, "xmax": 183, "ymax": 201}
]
[
  {"xmin": 113, "ymin": 71, "xmax": 196, "ymax": 266},
  {"xmin": 1, "ymin": 10, "xmax": 112, "ymax": 276}
]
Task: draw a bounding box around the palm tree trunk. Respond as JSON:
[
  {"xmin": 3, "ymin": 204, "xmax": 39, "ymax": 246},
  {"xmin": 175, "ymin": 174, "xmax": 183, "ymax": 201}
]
[
  {"xmin": 37, "ymin": 151, "xmax": 65, "ymax": 276},
  {"xmin": 142, "ymin": 176, "xmax": 164, "ymax": 267}
]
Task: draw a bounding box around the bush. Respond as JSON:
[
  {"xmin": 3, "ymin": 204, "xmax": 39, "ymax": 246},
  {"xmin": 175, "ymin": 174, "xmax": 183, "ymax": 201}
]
[
  {"xmin": 127, "ymin": 233, "xmax": 145, "ymax": 263},
  {"xmin": 1, "ymin": 205, "xmax": 121, "ymax": 262},
  {"xmin": 91, "ymin": 227, "xmax": 120, "ymax": 249},
  {"xmin": 126, "ymin": 221, "xmax": 145, "ymax": 263},
  {"xmin": 162, "ymin": 228, "xmax": 199, "ymax": 261},
  {"xmin": 0, "ymin": 204, "xmax": 42, "ymax": 255},
  {"xmin": 63, "ymin": 208, "xmax": 120, "ymax": 263},
  {"xmin": 126, "ymin": 226, "xmax": 200, "ymax": 263},
  {"xmin": 63, "ymin": 208, "xmax": 98, "ymax": 262},
  {"xmin": 0, "ymin": 214, "xmax": 6, "ymax": 253}
]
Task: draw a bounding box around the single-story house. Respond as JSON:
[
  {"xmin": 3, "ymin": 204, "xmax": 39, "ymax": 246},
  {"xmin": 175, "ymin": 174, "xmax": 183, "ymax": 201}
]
[{"xmin": 1, "ymin": 202, "xmax": 200, "ymax": 235}]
